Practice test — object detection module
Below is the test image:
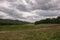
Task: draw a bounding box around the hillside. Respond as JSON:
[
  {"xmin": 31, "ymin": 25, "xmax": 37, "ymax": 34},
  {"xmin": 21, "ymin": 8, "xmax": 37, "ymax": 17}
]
[{"xmin": 0, "ymin": 19, "xmax": 30, "ymax": 25}]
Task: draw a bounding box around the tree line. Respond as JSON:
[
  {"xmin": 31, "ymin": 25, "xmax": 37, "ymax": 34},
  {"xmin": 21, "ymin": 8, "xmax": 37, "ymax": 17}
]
[
  {"xmin": 35, "ymin": 16, "xmax": 60, "ymax": 25},
  {"xmin": 0, "ymin": 16, "xmax": 60, "ymax": 25}
]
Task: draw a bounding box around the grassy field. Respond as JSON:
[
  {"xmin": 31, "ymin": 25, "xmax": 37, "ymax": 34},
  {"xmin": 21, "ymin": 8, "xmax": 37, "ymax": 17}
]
[
  {"xmin": 0, "ymin": 24, "xmax": 36, "ymax": 31},
  {"xmin": 0, "ymin": 24, "xmax": 60, "ymax": 40}
]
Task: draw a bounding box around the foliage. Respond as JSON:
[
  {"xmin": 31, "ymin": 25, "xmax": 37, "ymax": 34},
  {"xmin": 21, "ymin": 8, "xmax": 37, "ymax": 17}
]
[{"xmin": 35, "ymin": 16, "xmax": 60, "ymax": 25}]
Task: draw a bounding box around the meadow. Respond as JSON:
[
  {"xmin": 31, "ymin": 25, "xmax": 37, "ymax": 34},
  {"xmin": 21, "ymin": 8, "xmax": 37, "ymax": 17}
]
[{"xmin": 0, "ymin": 24, "xmax": 60, "ymax": 40}]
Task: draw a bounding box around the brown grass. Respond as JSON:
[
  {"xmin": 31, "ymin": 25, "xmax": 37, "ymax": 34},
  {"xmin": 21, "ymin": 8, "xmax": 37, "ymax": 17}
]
[
  {"xmin": 0, "ymin": 24, "xmax": 60, "ymax": 40},
  {"xmin": 0, "ymin": 29, "xmax": 60, "ymax": 40}
]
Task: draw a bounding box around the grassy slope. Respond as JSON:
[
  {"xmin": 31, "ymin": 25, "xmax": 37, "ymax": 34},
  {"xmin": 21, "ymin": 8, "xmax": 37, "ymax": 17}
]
[{"xmin": 0, "ymin": 24, "xmax": 60, "ymax": 40}]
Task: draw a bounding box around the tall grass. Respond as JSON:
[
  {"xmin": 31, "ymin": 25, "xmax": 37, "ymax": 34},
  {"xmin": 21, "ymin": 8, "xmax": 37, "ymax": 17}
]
[
  {"xmin": 0, "ymin": 29, "xmax": 60, "ymax": 40},
  {"xmin": 0, "ymin": 24, "xmax": 60, "ymax": 40}
]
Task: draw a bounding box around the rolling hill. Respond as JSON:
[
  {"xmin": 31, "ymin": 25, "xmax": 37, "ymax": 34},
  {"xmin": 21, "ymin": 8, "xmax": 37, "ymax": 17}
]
[{"xmin": 0, "ymin": 19, "xmax": 30, "ymax": 25}]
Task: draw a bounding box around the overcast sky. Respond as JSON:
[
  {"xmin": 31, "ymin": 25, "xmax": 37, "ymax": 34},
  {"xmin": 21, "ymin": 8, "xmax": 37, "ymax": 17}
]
[{"xmin": 0, "ymin": 0, "xmax": 60, "ymax": 22}]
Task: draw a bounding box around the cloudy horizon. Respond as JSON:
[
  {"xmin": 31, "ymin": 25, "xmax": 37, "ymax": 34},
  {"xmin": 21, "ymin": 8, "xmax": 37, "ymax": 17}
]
[{"xmin": 0, "ymin": 0, "xmax": 60, "ymax": 22}]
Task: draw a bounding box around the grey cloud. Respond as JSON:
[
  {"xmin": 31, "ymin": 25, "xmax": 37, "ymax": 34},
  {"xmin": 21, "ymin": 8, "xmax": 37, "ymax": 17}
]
[
  {"xmin": 36, "ymin": 10, "xmax": 60, "ymax": 17},
  {"xmin": 0, "ymin": 7, "xmax": 26, "ymax": 19},
  {"xmin": 16, "ymin": 4, "xmax": 29, "ymax": 12},
  {"xmin": 28, "ymin": 0, "xmax": 52, "ymax": 10},
  {"xmin": 0, "ymin": 0, "xmax": 5, "ymax": 2},
  {"xmin": 0, "ymin": 0, "xmax": 16, "ymax": 2},
  {"xmin": 26, "ymin": 15, "xmax": 41, "ymax": 21},
  {"xmin": 40, "ymin": 0, "xmax": 60, "ymax": 10},
  {"xmin": 25, "ymin": 0, "xmax": 60, "ymax": 10},
  {"xmin": 9, "ymin": 2, "xmax": 30, "ymax": 12},
  {"xmin": 0, "ymin": 0, "xmax": 5, "ymax": 1},
  {"xmin": 16, "ymin": 4, "xmax": 31, "ymax": 12},
  {"xmin": 7, "ymin": 0, "xmax": 17, "ymax": 2},
  {"xmin": 40, "ymin": 13, "xmax": 60, "ymax": 17},
  {"xmin": 15, "ymin": 0, "xmax": 52, "ymax": 12},
  {"xmin": 0, "ymin": 15, "xmax": 4, "ymax": 19},
  {"xmin": 0, "ymin": 0, "xmax": 60, "ymax": 22},
  {"xmin": 9, "ymin": 0, "xmax": 60, "ymax": 12}
]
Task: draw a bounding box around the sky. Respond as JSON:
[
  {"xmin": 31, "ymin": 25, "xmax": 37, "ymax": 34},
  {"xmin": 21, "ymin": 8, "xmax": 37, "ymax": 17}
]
[{"xmin": 0, "ymin": 0, "xmax": 60, "ymax": 22}]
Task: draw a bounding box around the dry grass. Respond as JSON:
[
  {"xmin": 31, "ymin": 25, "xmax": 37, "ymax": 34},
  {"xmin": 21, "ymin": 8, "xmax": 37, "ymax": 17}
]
[
  {"xmin": 0, "ymin": 24, "xmax": 60, "ymax": 40},
  {"xmin": 0, "ymin": 29, "xmax": 60, "ymax": 40}
]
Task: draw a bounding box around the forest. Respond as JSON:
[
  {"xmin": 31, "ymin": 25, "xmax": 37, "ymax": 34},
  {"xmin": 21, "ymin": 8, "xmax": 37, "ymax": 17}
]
[{"xmin": 35, "ymin": 16, "xmax": 60, "ymax": 25}]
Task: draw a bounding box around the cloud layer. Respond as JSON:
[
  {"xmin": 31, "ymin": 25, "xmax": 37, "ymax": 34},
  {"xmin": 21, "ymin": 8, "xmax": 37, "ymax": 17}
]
[{"xmin": 0, "ymin": 0, "xmax": 60, "ymax": 22}]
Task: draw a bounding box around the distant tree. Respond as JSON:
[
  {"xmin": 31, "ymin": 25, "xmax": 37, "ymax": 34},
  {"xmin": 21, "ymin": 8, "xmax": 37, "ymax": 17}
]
[
  {"xmin": 35, "ymin": 21, "xmax": 40, "ymax": 25},
  {"xmin": 56, "ymin": 16, "xmax": 60, "ymax": 24},
  {"xmin": 35, "ymin": 16, "xmax": 60, "ymax": 25}
]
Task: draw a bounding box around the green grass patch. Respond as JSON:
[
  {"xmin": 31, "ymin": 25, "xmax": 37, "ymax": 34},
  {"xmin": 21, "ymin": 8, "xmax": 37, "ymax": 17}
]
[
  {"xmin": 0, "ymin": 24, "xmax": 37, "ymax": 31},
  {"xmin": 0, "ymin": 24, "xmax": 60, "ymax": 31},
  {"xmin": 35, "ymin": 24, "xmax": 60, "ymax": 28}
]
